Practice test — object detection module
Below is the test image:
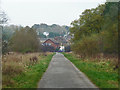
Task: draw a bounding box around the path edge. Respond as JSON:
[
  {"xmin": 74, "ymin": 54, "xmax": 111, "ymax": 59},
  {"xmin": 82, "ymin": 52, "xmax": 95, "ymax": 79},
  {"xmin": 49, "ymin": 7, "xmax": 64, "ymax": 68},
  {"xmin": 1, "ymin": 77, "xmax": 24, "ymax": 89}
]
[
  {"xmin": 63, "ymin": 53, "xmax": 99, "ymax": 89},
  {"xmin": 37, "ymin": 53, "xmax": 56, "ymax": 88}
]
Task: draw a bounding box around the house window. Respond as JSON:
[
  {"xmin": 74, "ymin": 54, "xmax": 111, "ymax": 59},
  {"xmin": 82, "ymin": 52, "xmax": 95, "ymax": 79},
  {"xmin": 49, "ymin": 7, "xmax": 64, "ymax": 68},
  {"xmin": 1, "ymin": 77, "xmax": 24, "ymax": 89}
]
[
  {"xmin": 48, "ymin": 43, "xmax": 51, "ymax": 46},
  {"xmin": 45, "ymin": 43, "xmax": 51, "ymax": 46}
]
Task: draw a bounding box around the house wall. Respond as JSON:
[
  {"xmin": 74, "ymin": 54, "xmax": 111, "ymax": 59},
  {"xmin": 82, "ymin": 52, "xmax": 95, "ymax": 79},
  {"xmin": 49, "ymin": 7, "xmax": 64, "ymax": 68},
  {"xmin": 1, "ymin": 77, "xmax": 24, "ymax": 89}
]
[{"xmin": 43, "ymin": 39, "xmax": 59, "ymax": 49}]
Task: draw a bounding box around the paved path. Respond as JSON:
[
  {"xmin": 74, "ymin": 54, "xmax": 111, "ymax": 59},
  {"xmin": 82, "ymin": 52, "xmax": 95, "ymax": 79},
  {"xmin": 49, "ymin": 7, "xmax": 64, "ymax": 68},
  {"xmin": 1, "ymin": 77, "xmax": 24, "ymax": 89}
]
[{"xmin": 38, "ymin": 53, "xmax": 97, "ymax": 88}]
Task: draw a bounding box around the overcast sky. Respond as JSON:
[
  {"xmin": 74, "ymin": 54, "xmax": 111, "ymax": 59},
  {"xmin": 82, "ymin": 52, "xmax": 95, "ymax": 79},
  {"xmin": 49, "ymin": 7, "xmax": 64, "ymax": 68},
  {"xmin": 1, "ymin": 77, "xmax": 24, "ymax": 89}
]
[{"xmin": 1, "ymin": 0, "xmax": 106, "ymax": 26}]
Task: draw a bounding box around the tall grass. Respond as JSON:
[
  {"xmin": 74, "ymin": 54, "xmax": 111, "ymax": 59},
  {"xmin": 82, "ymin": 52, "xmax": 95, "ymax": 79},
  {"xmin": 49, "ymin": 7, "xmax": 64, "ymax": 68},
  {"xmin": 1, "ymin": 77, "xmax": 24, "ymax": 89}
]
[{"xmin": 2, "ymin": 52, "xmax": 54, "ymax": 88}]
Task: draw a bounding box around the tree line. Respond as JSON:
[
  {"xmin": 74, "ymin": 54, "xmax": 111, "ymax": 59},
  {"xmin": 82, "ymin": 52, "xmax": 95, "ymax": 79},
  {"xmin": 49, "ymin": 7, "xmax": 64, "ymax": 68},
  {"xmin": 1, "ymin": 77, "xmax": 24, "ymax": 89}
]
[
  {"xmin": 32, "ymin": 24, "xmax": 69, "ymax": 38},
  {"xmin": 2, "ymin": 26, "xmax": 41, "ymax": 54},
  {"xmin": 2, "ymin": 25, "xmax": 64, "ymax": 54},
  {"xmin": 70, "ymin": 2, "xmax": 119, "ymax": 58}
]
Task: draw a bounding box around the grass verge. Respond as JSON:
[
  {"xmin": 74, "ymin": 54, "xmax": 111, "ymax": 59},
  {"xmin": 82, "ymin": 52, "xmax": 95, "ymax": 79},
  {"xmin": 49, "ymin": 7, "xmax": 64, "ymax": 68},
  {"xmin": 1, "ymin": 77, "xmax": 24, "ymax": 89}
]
[
  {"xmin": 3, "ymin": 52, "xmax": 55, "ymax": 88},
  {"xmin": 63, "ymin": 52, "xmax": 118, "ymax": 89}
]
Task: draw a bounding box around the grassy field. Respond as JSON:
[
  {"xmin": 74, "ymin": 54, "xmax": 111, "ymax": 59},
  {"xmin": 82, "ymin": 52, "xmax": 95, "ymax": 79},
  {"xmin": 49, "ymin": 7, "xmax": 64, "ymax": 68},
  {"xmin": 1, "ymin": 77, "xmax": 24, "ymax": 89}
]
[
  {"xmin": 63, "ymin": 52, "xmax": 118, "ymax": 89},
  {"xmin": 2, "ymin": 52, "xmax": 54, "ymax": 88}
]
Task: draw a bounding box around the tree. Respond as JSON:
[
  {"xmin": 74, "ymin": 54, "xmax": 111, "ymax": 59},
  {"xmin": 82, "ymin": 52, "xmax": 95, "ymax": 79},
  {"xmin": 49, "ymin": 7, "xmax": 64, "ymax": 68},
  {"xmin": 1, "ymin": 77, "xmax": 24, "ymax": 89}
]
[
  {"xmin": 70, "ymin": 2, "xmax": 118, "ymax": 57},
  {"xmin": 70, "ymin": 4, "xmax": 105, "ymax": 42},
  {"xmin": 102, "ymin": 2, "xmax": 118, "ymax": 53},
  {"xmin": 0, "ymin": 11, "xmax": 9, "ymax": 54},
  {"xmin": 9, "ymin": 26, "xmax": 40, "ymax": 53}
]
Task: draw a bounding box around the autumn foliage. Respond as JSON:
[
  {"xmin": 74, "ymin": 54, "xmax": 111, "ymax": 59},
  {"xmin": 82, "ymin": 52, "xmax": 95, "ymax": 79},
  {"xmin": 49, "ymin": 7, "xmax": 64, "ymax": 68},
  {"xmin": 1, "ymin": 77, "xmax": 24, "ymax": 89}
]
[{"xmin": 70, "ymin": 2, "xmax": 118, "ymax": 57}]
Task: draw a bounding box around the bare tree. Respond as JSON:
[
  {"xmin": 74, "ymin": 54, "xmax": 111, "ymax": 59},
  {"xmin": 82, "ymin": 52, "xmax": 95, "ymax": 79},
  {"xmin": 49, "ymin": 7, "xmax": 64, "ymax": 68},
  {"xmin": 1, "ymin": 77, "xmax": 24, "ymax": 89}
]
[
  {"xmin": 0, "ymin": 10, "xmax": 9, "ymax": 54},
  {"xmin": 0, "ymin": 11, "xmax": 8, "ymax": 25}
]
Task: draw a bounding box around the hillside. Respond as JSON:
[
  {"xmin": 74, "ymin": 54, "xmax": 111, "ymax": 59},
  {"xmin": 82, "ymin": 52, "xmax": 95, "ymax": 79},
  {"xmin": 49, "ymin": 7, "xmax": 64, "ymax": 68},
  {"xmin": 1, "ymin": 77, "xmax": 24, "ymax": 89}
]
[{"xmin": 32, "ymin": 24, "xmax": 70, "ymax": 38}]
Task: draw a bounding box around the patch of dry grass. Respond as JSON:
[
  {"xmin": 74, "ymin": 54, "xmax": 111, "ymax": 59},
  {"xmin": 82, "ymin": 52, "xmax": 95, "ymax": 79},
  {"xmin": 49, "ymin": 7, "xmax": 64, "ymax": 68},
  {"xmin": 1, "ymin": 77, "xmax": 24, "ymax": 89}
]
[
  {"xmin": 72, "ymin": 52, "xmax": 118, "ymax": 69},
  {"xmin": 2, "ymin": 52, "xmax": 52, "ymax": 87}
]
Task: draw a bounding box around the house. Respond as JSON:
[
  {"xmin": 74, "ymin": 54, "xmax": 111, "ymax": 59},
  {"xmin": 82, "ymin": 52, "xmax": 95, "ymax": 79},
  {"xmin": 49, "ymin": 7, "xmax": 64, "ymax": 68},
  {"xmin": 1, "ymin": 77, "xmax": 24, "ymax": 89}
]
[
  {"xmin": 42, "ymin": 39, "xmax": 60, "ymax": 49},
  {"xmin": 54, "ymin": 36, "xmax": 67, "ymax": 44},
  {"xmin": 39, "ymin": 38, "xmax": 53, "ymax": 43}
]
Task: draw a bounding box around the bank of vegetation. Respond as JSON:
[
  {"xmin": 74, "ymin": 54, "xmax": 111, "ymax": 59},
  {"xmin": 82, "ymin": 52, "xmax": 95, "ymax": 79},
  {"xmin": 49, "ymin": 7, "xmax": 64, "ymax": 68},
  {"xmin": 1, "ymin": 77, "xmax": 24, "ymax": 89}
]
[
  {"xmin": 3, "ymin": 26, "xmax": 42, "ymax": 54},
  {"xmin": 70, "ymin": 2, "xmax": 118, "ymax": 57},
  {"xmin": 2, "ymin": 52, "xmax": 54, "ymax": 88},
  {"xmin": 2, "ymin": 24, "xmax": 55, "ymax": 88},
  {"xmin": 67, "ymin": 2, "xmax": 119, "ymax": 89},
  {"xmin": 63, "ymin": 53, "xmax": 118, "ymax": 88}
]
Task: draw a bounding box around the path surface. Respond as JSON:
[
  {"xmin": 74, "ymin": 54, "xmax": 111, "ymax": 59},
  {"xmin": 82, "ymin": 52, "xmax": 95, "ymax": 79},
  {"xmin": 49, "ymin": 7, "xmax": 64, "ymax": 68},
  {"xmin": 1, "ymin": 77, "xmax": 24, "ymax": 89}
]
[{"xmin": 38, "ymin": 53, "xmax": 97, "ymax": 88}]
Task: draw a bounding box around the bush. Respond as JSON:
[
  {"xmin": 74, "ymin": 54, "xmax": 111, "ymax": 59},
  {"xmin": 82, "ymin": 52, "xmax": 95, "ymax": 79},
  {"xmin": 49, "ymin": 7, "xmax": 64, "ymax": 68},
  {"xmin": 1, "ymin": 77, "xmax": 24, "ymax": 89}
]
[
  {"xmin": 9, "ymin": 26, "xmax": 40, "ymax": 53},
  {"xmin": 65, "ymin": 46, "xmax": 71, "ymax": 52},
  {"xmin": 101, "ymin": 29, "xmax": 118, "ymax": 54},
  {"xmin": 72, "ymin": 34, "xmax": 100, "ymax": 58},
  {"xmin": 41, "ymin": 45, "xmax": 55, "ymax": 52}
]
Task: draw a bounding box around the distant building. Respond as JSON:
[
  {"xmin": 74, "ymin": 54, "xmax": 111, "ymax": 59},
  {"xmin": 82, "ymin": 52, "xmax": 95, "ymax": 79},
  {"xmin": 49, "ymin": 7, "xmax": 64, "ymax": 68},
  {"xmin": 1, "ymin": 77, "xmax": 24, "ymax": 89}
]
[
  {"xmin": 42, "ymin": 39, "xmax": 60, "ymax": 49},
  {"xmin": 59, "ymin": 45, "xmax": 65, "ymax": 52},
  {"xmin": 40, "ymin": 38, "xmax": 49, "ymax": 43},
  {"xmin": 40, "ymin": 36, "xmax": 70, "ymax": 52},
  {"xmin": 54, "ymin": 36, "xmax": 67, "ymax": 46}
]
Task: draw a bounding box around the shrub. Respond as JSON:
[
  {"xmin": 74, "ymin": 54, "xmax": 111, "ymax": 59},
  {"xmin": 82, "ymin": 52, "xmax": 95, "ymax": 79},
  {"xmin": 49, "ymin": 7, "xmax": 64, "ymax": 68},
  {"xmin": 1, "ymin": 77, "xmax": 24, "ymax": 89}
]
[
  {"xmin": 72, "ymin": 34, "xmax": 100, "ymax": 58},
  {"xmin": 101, "ymin": 29, "xmax": 118, "ymax": 54},
  {"xmin": 65, "ymin": 46, "xmax": 71, "ymax": 52},
  {"xmin": 41, "ymin": 45, "xmax": 55, "ymax": 52},
  {"xmin": 9, "ymin": 26, "xmax": 40, "ymax": 53}
]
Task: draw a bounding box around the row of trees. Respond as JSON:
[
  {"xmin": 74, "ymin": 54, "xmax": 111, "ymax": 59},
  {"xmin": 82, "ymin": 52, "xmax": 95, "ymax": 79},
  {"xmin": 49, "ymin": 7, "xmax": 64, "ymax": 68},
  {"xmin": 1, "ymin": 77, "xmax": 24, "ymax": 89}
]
[
  {"xmin": 2, "ymin": 25, "xmax": 71, "ymax": 54},
  {"xmin": 3, "ymin": 26, "xmax": 41, "ymax": 54},
  {"xmin": 32, "ymin": 24, "xmax": 69, "ymax": 38},
  {"xmin": 2, "ymin": 25, "xmax": 66, "ymax": 54},
  {"xmin": 9, "ymin": 26, "xmax": 40, "ymax": 53},
  {"xmin": 70, "ymin": 2, "xmax": 119, "ymax": 57}
]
